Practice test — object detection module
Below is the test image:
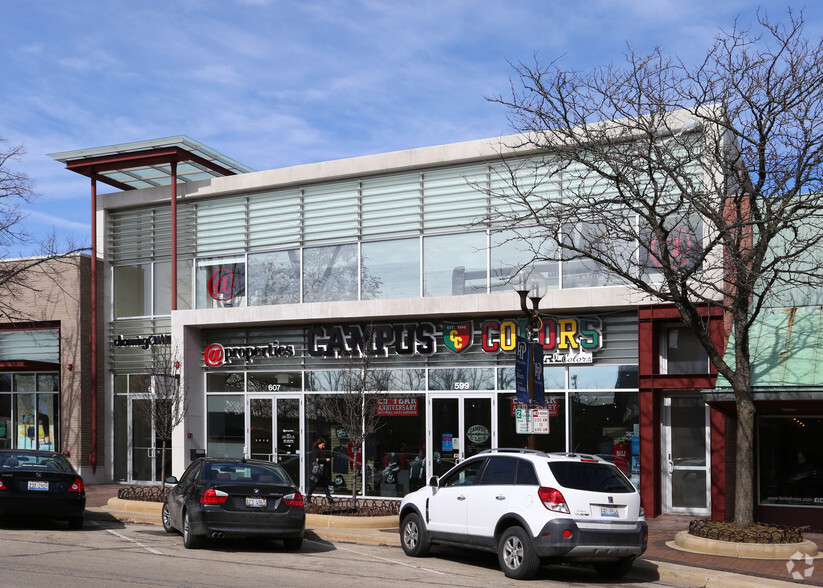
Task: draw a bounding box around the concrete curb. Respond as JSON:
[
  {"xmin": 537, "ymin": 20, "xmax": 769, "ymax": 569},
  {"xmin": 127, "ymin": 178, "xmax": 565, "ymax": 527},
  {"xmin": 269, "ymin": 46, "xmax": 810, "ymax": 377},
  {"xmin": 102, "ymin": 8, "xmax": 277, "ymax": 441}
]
[{"xmin": 673, "ymin": 530, "xmax": 821, "ymax": 559}]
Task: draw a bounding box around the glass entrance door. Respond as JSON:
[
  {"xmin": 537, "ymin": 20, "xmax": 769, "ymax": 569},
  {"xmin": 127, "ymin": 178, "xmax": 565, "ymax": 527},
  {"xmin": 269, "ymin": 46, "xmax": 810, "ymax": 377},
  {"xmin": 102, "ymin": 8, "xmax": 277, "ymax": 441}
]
[
  {"xmin": 130, "ymin": 397, "xmax": 171, "ymax": 483},
  {"xmin": 429, "ymin": 395, "xmax": 495, "ymax": 479},
  {"xmin": 247, "ymin": 396, "xmax": 303, "ymax": 485},
  {"xmin": 662, "ymin": 395, "xmax": 710, "ymax": 515}
]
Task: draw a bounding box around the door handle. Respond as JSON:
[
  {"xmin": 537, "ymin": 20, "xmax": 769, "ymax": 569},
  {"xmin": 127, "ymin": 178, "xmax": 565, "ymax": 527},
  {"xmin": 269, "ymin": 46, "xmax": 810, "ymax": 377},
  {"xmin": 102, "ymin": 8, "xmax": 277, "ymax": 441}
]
[
  {"xmin": 457, "ymin": 495, "xmax": 466, "ymax": 501},
  {"xmin": 667, "ymin": 453, "xmax": 674, "ymax": 474},
  {"xmin": 496, "ymin": 495, "xmax": 506, "ymax": 501}
]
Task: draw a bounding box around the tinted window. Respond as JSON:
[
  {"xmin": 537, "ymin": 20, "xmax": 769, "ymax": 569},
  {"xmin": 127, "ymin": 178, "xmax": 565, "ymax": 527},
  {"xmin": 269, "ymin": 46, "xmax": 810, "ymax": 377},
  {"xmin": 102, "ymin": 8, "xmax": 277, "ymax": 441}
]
[
  {"xmin": 205, "ymin": 462, "xmax": 289, "ymax": 484},
  {"xmin": 478, "ymin": 457, "xmax": 517, "ymax": 485},
  {"xmin": 441, "ymin": 459, "xmax": 484, "ymax": 487},
  {"xmin": 516, "ymin": 460, "xmax": 539, "ymax": 485},
  {"xmin": 548, "ymin": 461, "xmax": 634, "ymax": 493}
]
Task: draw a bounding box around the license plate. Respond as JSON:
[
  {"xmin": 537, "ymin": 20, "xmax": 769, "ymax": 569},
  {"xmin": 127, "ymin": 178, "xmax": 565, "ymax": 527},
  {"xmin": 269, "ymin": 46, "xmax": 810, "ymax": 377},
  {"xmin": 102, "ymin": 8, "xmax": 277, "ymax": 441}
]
[
  {"xmin": 599, "ymin": 506, "xmax": 619, "ymax": 517},
  {"xmin": 245, "ymin": 497, "xmax": 266, "ymax": 508},
  {"xmin": 28, "ymin": 481, "xmax": 48, "ymax": 491}
]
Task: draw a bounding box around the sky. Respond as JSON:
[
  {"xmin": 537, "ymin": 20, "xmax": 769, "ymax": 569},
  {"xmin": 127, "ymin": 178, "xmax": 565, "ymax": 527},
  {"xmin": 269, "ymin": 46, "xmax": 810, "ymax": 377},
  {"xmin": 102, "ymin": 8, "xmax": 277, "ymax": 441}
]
[{"xmin": 2, "ymin": 0, "xmax": 821, "ymax": 255}]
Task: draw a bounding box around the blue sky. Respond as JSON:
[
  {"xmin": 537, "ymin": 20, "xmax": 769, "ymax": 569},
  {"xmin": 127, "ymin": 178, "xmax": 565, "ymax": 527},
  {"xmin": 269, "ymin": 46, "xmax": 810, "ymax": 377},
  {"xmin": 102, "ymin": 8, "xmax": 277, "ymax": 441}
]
[{"xmin": 1, "ymin": 1, "xmax": 820, "ymax": 254}]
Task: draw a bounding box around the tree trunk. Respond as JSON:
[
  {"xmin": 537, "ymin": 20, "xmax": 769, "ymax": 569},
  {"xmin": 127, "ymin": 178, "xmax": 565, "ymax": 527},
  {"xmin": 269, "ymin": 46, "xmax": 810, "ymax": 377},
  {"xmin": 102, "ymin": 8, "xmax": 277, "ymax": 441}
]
[{"xmin": 734, "ymin": 389, "xmax": 756, "ymax": 524}]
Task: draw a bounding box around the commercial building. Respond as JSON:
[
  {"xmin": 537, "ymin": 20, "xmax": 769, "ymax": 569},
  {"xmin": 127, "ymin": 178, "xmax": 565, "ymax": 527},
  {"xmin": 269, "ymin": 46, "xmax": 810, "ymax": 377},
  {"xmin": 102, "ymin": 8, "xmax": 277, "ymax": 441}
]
[
  {"xmin": 48, "ymin": 125, "xmax": 821, "ymax": 529},
  {"xmin": 0, "ymin": 254, "xmax": 102, "ymax": 470}
]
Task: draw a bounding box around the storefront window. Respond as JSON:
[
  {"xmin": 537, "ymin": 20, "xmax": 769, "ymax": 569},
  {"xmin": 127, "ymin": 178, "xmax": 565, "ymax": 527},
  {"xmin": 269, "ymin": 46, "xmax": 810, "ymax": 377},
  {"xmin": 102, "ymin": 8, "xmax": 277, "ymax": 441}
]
[
  {"xmin": 428, "ymin": 368, "xmax": 494, "ymax": 391},
  {"xmin": 303, "ymin": 244, "xmax": 358, "ymax": 303},
  {"xmin": 247, "ymin": 372, "xmax": 302, "ymax": 393},
  {"xmin": 497, "ymin": 393, "xmax": 566, "ymax": 453},
  {"xmin": 0, "ymin": 395, "xmax": 10, "ymax": 449},
  {"xmin": 196, "ymin": 257, "xmax": 246, "ymax": 309},
  {"xmin": 569, "ymin": 365, "xmax": 638, "ymax": 389},
  {"xmin": 499, "ymin": 366, "xmax": 566, "ymax": 391},
  {"xmin": 114, "ymin": 263, "xmax": 151, "ymax": 317},
  {"xmin": 207, "ymin": 395, "xmax": 245, "ymax": 457},
  {"xmin": 561, "ymin": 221, "xmax": 632, "ymax": 289},
  {"xmin": 206, "ymin": 372, "xmax": 245, "ymax": 392},
  {"xmin": 361, "ymin": 238, "xmax": 420, "ymax": 300},
  {"xmin": 423, "ymin": 232, "xmax": 487, "ymax": 296},
  {"xmin": 570, "ymin": 391, "xmax": 639, "ymax": 484},
  {"xmin": 661, "ymin": 326, "xmax": 709, "ymax": 374},
  {"xmin": 759, "ymin": 416, "xmax": 823, "ymax": 507},
  {"xmin": 248, "ymin": 250, "xmax": 300, "ymax": 306},
  {"xmin": 306, "ymin": 369, "xmax": 425, "ymax": 392},
  {"xmin": 305, "ymin": 393, "xmax": 426, "ymax": 498}
]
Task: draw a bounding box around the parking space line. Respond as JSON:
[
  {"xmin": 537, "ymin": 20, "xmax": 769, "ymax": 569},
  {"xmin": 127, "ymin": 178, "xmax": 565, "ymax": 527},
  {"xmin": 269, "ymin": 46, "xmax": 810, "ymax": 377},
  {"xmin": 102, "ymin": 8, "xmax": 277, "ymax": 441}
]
[
  {"xmin": 329, "ymin": 543, "xmax": 446, "ymax": 575},
  {"xmin": 106, "ymin": 529, "xmax": 164, "ymax": 555}
]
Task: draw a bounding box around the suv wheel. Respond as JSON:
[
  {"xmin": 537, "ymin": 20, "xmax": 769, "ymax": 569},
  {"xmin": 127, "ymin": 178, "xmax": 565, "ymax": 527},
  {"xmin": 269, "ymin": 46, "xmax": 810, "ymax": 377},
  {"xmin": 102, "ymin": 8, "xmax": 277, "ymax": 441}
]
[
  {"xmin": 400, "ymin": 512, "xmax": 431, "ymax": 557},
  {"xmin": 498, "ymin": 526, "xmax": 539, "ymax": 580},
  {"xmin": 593, "ymin": 557, "xmax": 634, "ymax": 579}
]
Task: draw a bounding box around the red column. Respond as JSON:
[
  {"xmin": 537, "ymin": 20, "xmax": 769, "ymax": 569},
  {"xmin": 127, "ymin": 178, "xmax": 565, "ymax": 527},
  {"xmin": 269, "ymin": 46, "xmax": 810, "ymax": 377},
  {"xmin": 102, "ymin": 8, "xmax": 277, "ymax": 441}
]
[
  {"xmin": 90, "ymin": 178, "xmax": 97, "ymax": 473},
  {"xmin": 171, "ymin": 160, "xmax": 178, "ymax": 311}
]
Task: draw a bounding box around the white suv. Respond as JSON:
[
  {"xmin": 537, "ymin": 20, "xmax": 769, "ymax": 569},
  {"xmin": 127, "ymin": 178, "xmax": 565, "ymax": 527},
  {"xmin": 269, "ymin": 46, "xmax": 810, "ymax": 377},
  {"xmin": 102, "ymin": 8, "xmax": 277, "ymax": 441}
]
[{"xmin": 398, "ymin": 448, "xmax": 648, "ymax": 580}]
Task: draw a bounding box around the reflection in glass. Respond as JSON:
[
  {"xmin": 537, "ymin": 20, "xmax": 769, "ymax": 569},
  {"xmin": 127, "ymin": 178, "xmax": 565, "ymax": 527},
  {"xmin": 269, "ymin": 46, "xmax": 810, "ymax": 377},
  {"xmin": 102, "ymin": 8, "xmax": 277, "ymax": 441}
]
[
  {"xmin": 361, "ymin": 238, "xmax": 420, "ymax": 299},
  {"xmin": 569, "ymin": 365, "xmax": 638, "ymax": 389},
  {"xmin": 561, "ymin": 221, "xmax": 632, "ymax": 289},
  {"xmin": 154, "ymin": 260, "xmax": 193, "ymax": 314},
  {"xmin": 114, "ymin": 264, "xmax": 151, "ymax": 317},
  {"xmin": 428, "ymin": 368, "xmax": 494, "ymax": 391},
  {"xmin": 423, "ymin": 232, "xmax": 487, "ymax": 296},
  {"xmin": 247, "ymin": 372, "xmax": 302, "ymax": 392},
  {"xmin": 306, "ymin": 369, "xmax": 424, "ymax": 392},
  {"xmin": 570, "ymin": 391, "xmax": 639, "ymax": 479},
  {"xmin": 196, "ymin": 258, "xmax": 246, "ymax": 309},
  {"xmin": 207, "ymin": 395, "xmax": 245, "ymax": 458},
  {"xmin": 490, "ymin": 230, "xmax": 559, "ymax": 292},
  {"xmin": 248, "ymin": 250, "xmax": 300, "ymax": 306},
  {"xmin": 758, "ymin": 416, "xmax": 823, "ymax": 506},
  {"xmin": 303, "ymin": 244, "xmax": 359, "ymax": 302},
  {"xmin": 499, "ymin": 366, "xmax": 566, "ymax": 391}
]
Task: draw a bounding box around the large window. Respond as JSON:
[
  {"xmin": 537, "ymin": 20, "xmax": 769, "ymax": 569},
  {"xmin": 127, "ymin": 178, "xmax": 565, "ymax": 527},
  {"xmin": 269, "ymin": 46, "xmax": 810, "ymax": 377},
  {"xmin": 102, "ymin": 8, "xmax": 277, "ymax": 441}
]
[
  {"xmin": 423, "ymin": 232, "xmax": 487, "ymax": 296},
  {"xmin": 303, "ymin": 244, "xmax": 358, "ymax": 303},
  {"xmin": 759, "ymin": 416, "xmax": 823, "ymax": 507},
  {"xmin": 660, "ymin": 325, "xmax": 709, "ymax": 374},
  {"xmin": 361, "ymin": 238, "xmax": 420, "ymax": 300},
  {"xmin": 196, "ymin": 257, "xmax": 246, "ymax": 309},
  {"xmin": 114, "ymin": 264, "xmax": 151, "ymax": 317},
  {"xmin": 0, "ymin": 373, "xmax": 59, "ymax": 451},
  {"xmin": 248, "ymin": 250, "xmax": 300, "ymax": 306}
]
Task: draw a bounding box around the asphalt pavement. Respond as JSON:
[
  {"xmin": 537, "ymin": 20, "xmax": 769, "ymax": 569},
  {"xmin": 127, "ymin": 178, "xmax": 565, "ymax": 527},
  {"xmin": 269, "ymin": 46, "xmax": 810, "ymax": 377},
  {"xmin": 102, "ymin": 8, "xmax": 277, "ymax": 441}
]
[{"xmin": 84, "ymin": 484, "xmax": 823, "ymax": 587}]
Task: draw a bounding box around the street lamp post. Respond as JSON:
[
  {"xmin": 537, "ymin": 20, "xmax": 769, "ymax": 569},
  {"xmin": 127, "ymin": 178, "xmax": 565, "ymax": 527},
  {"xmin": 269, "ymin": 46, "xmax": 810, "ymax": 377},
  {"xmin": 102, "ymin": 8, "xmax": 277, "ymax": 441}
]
[{"xmin": 512, "ymin": 269, "xmax": 549, "ymax": 449}]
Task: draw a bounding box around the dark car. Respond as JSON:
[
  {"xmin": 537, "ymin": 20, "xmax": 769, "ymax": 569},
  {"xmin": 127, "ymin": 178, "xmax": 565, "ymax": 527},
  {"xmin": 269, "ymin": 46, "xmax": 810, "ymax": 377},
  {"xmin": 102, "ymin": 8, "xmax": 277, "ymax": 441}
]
[
  {"xmin": 162, "ymin": 457, "xmax": 305, "ymax": 549},
  {"xmin": 0, "ymin": 449, "xmax": 86, "ymax": 529}
]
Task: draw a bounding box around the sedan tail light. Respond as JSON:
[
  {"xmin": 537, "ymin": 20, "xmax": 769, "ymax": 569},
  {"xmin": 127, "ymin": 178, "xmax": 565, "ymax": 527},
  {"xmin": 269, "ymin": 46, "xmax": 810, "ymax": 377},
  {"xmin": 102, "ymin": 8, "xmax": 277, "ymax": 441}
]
[
  {"xmin": 200, "ymin": 488, "xmax": 229, "ymax": 504},
  {"xmin": 538, "ymin": 486, "xmax": 570, "ymax": 514},
  {"xmin": 0, "ymin": 479, "xmax": 6, "ymax": 490},
  {"xmin": 283, "ymin": 492, "xmax": 304, "ymax": 508},
  {"xmin": 68, "ymin": 477, "xmax": 85, "ymax": 493}
]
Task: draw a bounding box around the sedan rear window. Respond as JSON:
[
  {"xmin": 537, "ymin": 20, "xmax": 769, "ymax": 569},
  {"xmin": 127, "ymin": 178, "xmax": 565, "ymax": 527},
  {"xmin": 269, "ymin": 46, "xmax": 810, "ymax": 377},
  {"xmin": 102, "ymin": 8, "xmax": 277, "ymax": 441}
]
[
  {"xmin": 205, "ymin": 463, "xmax": 289, "ymax": 484},
  {"xmin": 548, "ymin": 461, "xmax": 634, "ymax": 493},
  {"xmin": 0, "ymin": 453, "xmax": 74, "ymax": 473}
]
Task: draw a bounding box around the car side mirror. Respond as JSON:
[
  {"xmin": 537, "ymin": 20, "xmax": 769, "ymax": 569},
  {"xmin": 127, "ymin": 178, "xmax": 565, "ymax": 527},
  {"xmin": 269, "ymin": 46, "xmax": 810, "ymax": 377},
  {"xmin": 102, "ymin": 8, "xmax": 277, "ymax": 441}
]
[
  {"xmin": 428, "ymin": 475, "xmax": 439, "ymax": 487},
  {"xmin": 165, "ymin": 476, "xmax": 178, "ymax": 485}
]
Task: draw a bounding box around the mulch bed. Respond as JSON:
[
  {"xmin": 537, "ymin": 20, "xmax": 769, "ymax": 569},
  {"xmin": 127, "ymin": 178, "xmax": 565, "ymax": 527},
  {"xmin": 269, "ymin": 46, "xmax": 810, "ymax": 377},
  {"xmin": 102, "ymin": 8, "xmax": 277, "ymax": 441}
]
[{"xmin": 689, "ymin": 519, "xmax": 807, "ymax": 543}]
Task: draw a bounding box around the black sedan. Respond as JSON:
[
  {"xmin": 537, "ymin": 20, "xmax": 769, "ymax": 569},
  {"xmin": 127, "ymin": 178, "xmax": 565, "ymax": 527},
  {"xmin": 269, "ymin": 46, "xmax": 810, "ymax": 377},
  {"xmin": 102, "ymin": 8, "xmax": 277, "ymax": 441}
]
[
  {"xmin": 163, "ymin": 457, "xmax": 305, "ymax": 549},
  {"xmin": 0, "ymin": 449, "xmax": 86, "ymax": 529}
]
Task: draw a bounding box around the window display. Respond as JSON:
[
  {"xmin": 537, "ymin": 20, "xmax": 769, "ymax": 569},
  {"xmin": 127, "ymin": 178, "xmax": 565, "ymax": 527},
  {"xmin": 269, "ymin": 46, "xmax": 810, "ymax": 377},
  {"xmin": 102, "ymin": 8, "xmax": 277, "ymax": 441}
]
[{"xmin": 759, "ymin": 416, "xmax": 823, "ymax": 507}]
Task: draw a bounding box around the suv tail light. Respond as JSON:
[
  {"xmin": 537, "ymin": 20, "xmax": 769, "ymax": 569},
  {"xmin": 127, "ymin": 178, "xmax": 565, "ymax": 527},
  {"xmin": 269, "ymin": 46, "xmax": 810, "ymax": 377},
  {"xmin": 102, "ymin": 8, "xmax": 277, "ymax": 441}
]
[
  {"xmin": 200, "ymin": 488, "xmax": 229, "ymax": 504},
  {"xmin": 68, "ymin": 477, "xmax": 85, "ymax": 493},
  {"xmin": 538, "ymin": 486, "xmax": 570, "ymax": 514},
  {"xmin": 283, "ymin": 492, "xmax": 304, "ymax": 508},
  {"xmin": 0, "ymin": 479, "xmax": 6, "ymax": 490}
]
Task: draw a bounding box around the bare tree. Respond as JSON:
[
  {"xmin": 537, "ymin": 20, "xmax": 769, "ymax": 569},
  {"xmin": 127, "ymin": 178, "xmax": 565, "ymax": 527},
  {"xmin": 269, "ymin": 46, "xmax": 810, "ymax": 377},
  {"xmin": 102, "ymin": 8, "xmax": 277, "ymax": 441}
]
[
  {"xmin": 134, "ymin": 346, "xmax": 188, "ymax": 488},
  {"xmin": 486, "ymin": 10, "xmax": 823, "ymax": 525},
  {"xmin": 0, "ymin": 139, "xmax": 88, "ymax": 322},
  {"xmin": 317, "ymin": 333, "xmax": 389, "ymax": 506}
]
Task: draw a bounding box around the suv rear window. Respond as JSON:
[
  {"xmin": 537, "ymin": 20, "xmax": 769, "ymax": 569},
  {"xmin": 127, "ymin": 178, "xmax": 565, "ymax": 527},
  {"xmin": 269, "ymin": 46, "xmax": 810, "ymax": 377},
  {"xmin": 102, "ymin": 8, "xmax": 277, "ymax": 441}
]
[{"xmin": 548, "ymin": 461, "xmax": 634, "ymax": 493}]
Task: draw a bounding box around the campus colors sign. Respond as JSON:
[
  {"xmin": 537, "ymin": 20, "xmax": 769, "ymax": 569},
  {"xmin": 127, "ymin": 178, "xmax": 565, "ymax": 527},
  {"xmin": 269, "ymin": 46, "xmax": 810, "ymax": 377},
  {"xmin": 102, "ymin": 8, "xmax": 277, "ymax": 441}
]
[{"xmin": 306, "ymin": 316, "xmax": 602, "ymax": 363}]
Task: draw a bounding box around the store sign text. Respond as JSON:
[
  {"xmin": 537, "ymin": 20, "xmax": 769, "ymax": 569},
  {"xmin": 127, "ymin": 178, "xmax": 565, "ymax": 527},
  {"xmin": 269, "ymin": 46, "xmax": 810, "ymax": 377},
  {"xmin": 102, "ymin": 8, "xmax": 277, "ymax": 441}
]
[
  {"xmin": 481, "ymin": 317, "xmax": 602, "ymax": 363},
  {"xmin": 114, "ymin": 334, "xmax": 171, "ymax": 349},
  {"xmin": 307, "ymin": 323, "xmax": 436, "ymax": 358},
  {"xmin": 204, "ymin": 341, "xmax": 296, "ymax": 367},
  {"xmin": 307, "ymin": 316, "xmax": 603, "ymax": 363},
  {"xmin": 376, "ymin": 398, "xmax": 418, "ymax": 416}
]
